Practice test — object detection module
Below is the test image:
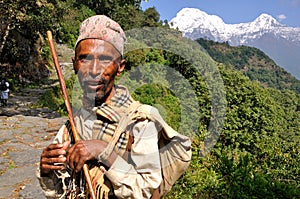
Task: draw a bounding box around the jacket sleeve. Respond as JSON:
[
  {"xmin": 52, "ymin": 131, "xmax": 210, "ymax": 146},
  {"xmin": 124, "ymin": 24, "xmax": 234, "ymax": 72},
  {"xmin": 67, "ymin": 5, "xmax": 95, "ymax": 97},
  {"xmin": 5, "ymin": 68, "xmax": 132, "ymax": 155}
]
[{"xmin": 105, "ymin": 119, "xmax": 162, "ymax": 199}]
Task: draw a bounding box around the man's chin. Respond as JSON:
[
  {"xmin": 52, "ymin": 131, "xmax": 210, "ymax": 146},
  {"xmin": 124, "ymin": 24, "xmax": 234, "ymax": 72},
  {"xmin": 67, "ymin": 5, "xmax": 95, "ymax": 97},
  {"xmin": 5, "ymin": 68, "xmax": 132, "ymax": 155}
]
[
  {"xmin": 84, "ymin": 92, "xmax": 105, "ymax": 103},
  {"xmin": 85, "ymin": 92, "xmax": 96, "ymax": 101}
]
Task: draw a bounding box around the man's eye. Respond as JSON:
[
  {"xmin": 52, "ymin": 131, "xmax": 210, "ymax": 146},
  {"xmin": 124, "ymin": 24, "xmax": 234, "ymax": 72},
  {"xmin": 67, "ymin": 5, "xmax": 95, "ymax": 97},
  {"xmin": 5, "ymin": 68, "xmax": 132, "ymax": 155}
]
[
  {"xmin": 85, "ymin": 55, "xmax": 94, "ymax": 61},
  {"xmin": 99, "ymin": 56, "xmax": 113, "ymax": 63},
  {"xmin": 77, "ymin": 55, "xmax": 113, "ymax": 64},
  {"xmin": 77, "ymin": 55, "xmax": 92, "ymax": 62}
]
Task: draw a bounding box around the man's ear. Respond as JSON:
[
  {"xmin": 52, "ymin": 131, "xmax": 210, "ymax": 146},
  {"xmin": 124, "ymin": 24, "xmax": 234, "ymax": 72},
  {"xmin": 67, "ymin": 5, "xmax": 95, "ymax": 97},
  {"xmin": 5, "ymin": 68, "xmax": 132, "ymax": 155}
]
[
  {"xmin": 72, "ymin": 57, "xmax": 78, "ymax": 74},
  {"xmin": 116, "ymin": 59, "xmax": 126, "ymax": 76}
]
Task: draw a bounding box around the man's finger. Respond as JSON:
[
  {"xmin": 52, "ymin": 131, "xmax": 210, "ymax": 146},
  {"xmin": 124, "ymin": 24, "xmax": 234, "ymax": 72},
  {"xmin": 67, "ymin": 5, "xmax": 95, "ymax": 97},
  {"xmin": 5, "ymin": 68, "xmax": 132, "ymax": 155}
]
[
  {"xmin": 44, "ymin": 143, "xmax": 64, "ymax": 151},
  {"xmin": 62, "ymin": 141, "xmax": 70, "ymax": 150},
  {"xmin": 42, "ymin": 156, "xmax": 66, "ymax": 165},
  {"xmin": 43, "ymin": 148, "xmax": 66, "ymax": 158},
  {"xmin": 42, "ymin": 164, "xmax": 66, "ymax": 171}
]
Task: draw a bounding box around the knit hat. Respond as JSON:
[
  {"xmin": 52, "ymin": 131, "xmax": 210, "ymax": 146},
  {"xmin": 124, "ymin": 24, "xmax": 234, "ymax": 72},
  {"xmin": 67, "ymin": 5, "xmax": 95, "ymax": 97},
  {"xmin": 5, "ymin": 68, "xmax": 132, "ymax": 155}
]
[{"xmin": 75, "ymin": 15, "xmax": 126, "ymax": 55}]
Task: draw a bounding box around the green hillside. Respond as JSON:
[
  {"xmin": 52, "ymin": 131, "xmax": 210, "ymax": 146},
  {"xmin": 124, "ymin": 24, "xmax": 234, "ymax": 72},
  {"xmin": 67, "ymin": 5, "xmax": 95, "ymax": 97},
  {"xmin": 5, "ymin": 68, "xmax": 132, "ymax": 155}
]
[
  {"xmin": 197, "ymin": 38, "xmax": 300, "ymax": 94},
  {"xmin": 121, "ymin": 34, "xmax": 300, "ymax": 198},
  {"xmin": 165, "ymin": 67, "xmax": 300, "ymax": 198}
]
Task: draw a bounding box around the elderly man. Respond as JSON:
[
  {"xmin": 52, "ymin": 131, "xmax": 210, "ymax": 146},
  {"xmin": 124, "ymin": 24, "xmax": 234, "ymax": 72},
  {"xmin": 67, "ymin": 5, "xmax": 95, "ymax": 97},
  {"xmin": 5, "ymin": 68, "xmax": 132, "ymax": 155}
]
[{"xmin": 38, "ymin": 15, "xmax": 162, "ymax": 198}]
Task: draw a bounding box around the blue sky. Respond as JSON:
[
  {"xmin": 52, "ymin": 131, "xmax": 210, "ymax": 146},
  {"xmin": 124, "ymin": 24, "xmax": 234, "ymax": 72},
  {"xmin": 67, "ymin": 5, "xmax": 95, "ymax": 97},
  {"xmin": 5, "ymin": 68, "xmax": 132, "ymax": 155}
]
[{"xmin": 141, "ymin": 0, "xmax": 300, "ymax": 27}]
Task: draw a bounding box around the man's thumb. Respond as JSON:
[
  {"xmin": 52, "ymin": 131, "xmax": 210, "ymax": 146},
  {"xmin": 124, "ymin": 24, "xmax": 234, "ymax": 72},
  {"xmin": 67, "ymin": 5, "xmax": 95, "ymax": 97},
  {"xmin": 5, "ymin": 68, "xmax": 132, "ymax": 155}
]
[{"xmin": 62, "ymin": 141, "xmax": 70, "ymax": 149}]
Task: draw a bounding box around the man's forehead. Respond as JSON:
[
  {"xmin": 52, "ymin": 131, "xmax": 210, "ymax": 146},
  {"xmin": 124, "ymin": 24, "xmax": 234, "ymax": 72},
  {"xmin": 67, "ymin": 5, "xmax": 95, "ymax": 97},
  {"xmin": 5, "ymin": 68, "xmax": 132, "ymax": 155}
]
[{"xmin": 76, "ymin": 39, "xmax": 120, "ymax": 55}]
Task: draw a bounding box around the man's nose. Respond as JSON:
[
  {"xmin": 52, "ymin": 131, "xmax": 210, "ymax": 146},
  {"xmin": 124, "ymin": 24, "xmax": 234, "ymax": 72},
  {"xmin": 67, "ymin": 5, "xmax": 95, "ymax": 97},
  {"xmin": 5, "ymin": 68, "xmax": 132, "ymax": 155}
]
[{"xmin": 89, "ymin": 59, "xmax": 104, "ymax": 77}]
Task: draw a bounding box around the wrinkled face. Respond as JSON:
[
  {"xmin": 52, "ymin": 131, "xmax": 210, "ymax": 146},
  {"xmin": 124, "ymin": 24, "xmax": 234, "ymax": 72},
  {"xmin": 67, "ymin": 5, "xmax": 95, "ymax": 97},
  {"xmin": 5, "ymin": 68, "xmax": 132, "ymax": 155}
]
[{"xmin": 72, "ymin": 39, "xmax": 125, "ymax": 104}]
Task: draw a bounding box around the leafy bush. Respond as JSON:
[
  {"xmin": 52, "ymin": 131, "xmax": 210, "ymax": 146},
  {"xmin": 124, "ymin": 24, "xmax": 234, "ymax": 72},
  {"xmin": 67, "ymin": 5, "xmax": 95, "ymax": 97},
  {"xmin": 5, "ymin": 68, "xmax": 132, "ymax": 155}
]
[
  {"xmin": 37, "ymin": 75, "xmax": 77, "ymax": 115},
  {"xmin": 164, "ymin": 67, "xmax": 299, "ymax": 199}
]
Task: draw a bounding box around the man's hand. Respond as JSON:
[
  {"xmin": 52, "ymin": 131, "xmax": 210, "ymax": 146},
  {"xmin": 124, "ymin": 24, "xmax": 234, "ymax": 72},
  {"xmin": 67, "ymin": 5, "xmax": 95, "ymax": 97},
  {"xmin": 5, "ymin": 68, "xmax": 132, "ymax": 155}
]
[
  {"xmin": 40, "ymin": 141, "xmax": 70, "ymax": 175},
  {"xmin": 66, "ymin": 140, "xmax": 117, "ymax": 172}
]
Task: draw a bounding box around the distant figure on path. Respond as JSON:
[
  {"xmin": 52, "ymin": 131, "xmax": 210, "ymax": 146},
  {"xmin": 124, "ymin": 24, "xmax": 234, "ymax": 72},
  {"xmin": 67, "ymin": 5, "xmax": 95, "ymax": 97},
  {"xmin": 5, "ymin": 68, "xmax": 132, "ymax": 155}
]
[{"xmin": 0, "ymin": 79, "xmax": 9, "ymax": 107}]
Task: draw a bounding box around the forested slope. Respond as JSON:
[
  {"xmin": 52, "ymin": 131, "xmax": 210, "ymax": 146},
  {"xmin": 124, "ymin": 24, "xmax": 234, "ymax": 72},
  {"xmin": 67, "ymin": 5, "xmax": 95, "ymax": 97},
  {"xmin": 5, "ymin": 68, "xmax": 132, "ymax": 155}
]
[
  {"xmin": 122, "ymin": 32, "xmax": 300, "ymax": 198},
  {"xmin": 197, "ymin": 38, "xmax": 300, "ymax": 94}
]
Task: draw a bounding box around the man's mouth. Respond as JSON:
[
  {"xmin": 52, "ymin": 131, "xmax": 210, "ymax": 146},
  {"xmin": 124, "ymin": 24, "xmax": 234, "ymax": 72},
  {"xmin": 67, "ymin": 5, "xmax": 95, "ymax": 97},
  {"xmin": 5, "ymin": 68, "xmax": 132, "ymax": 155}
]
[{"xmin": 84, "ymin": 80, "xmax": 104, "ymax": 91}]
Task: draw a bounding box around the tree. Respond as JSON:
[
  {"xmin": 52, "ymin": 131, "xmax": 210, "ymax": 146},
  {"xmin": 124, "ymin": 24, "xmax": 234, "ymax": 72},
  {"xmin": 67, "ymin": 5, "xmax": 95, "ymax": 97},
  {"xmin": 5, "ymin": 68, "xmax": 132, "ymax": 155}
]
[
  {"xmin": 143, "ymin": 7, "xmax": 161, "ymax": 27},
  {"xmin": 0, "ymin": 0, "xmax": 162, "ymax": 83},
  {"xmin": 0, "ymin": 0, "xmax": 67, "ymax": 81}
]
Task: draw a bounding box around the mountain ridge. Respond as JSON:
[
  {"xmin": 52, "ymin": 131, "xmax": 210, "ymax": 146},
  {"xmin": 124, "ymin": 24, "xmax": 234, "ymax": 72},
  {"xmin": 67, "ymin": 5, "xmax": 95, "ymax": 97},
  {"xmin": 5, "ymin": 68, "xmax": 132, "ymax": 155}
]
[
  {"xmin": 169, "ymin": 8, "xmax": 300, "ymax": 79},
  {"xmin": 169, "ymin": 8, "xmax": 299, "ymax": 43}
]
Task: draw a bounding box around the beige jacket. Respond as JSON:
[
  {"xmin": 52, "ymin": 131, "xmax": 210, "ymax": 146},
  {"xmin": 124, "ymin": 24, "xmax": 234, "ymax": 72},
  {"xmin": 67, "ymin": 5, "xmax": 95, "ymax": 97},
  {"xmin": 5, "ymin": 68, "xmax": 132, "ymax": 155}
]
[{"xmin": 37, "ymin": 86, "xmax": 162, "ymax": 198}]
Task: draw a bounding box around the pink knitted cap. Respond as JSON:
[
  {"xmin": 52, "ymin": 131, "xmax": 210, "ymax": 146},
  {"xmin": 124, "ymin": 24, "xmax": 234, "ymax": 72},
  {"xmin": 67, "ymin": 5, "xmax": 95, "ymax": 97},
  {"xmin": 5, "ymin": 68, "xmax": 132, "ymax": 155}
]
[{"xmin": 75, "ymin": 15, "xmax": 126, "ymax": 55}]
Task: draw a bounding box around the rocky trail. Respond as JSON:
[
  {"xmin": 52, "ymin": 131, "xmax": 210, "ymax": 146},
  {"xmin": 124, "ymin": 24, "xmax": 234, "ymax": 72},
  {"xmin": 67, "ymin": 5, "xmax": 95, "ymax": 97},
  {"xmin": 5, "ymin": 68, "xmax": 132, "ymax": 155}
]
[
  {"xmin": 0, "ymin": 87, "xmax": 67, "ymax": 198},
  {"xmin": 0, "ymin": 43, "xmax": 74, "ymax": 198}
]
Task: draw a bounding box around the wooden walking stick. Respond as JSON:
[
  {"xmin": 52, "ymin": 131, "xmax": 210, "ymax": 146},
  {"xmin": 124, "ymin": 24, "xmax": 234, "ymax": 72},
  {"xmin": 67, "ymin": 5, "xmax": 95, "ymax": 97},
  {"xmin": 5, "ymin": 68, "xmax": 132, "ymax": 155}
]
[{"xmin": 46, "ymin": 31, "xmax": 96, "ymax": 199}]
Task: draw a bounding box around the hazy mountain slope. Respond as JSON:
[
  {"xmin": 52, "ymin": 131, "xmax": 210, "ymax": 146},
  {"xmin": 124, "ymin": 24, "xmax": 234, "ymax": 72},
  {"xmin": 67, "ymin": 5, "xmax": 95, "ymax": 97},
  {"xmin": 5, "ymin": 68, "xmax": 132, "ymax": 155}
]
[{"xmin": 197, "ymin": 38, "xmax": 300, "ymax": 94}]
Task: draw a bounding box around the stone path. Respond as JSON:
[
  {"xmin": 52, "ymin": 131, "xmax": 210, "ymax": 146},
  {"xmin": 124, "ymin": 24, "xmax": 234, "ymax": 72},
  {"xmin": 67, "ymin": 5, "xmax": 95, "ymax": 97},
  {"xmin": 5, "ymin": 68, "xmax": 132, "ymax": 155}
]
[
  {"xmin": 0, "ymin": 88, "xmax": 67, "ymax": 198},
  {"xmin": 0, "ymin": 87, "xmax": 60, "ymax": 118}
]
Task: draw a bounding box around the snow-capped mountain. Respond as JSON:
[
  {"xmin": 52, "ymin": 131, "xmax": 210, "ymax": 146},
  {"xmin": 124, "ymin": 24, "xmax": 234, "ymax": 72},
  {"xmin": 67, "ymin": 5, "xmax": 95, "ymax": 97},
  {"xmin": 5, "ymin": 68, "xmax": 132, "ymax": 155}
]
[{"xmin": 170, "ymin": 8, "xmax": 300, "ymax": 79}]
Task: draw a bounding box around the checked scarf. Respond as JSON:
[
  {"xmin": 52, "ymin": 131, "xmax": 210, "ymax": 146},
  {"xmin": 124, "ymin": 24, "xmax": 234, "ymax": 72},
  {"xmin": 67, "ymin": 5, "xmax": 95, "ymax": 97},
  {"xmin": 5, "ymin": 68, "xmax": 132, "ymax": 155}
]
[
  {"xmin": 91, "ymin": 85, "xmax": 134, "ymax": 156},
  {"xmin": 67, "ymin": 85, "xmax": 134, "ymax": 155},
  {"xmin": 62, "ymin": 85, "xmax": 134, "ymax": 198}
]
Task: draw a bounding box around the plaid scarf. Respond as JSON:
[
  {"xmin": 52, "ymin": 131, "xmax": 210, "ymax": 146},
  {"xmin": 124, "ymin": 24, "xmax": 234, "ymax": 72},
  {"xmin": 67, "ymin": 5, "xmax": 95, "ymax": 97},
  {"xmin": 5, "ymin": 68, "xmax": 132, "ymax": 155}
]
[
  {"xmin": 59, "ymin": 85, "xmax": 135, "ymax": 198},
  {"xmin": 67, "ymin": 85, "xmax": 134, "ymax": 156},
  {"xmin": 92, "ymin": 85, "xmax": 134, "ymax": 155}
]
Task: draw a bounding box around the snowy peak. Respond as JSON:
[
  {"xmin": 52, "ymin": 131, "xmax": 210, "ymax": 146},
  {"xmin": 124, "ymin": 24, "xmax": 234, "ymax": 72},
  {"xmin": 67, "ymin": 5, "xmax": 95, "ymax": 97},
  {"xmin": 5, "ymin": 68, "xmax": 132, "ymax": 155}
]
[
  {"xmin": 170, "ymin": 8, "xmax": 282, "ymax": 31},
  {"xmin": 171, "ymin": 8, "xmax": 226, "ymax": 32},
  {"xmin": 169, "ymin": 8, "xmax": 300, "ymax": 44},
  {"xmin": 251, "ymin": 13, "xmax": 283, "ymax": 29},
  {"xmin": 176, "ymin": 8, "xmax": 225, "ymax": 25}
]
